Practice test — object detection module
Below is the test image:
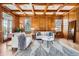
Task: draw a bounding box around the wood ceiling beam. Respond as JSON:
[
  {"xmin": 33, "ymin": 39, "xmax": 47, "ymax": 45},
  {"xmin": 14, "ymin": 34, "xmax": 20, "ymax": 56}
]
[
  {"xmin": 13, "ymin": 3, "xmax": 23, "ymax": 12},
  {"xmin": 54, "ymin": 4, "xmax": 65, "ymax": 15},
  {"xmin": 32, "ymin": 4, "xmax": 35, "ymax": 15},
  {"xmin": 12, "ymin": 10, "xmax": 32, "ymax": 12},
  {"xmin": 0, "ymin": 5, "xmax": 16, "ymax": 16},
  {"xmin": 48, "ymin": 3, "xmax": 64, "ymax": 6},
  {"xmin": 32, "ymin": 3, "xmax": 47, "ymax": 6},
  {"xmin": 44, "ymin": 4, "xmax": 49, "ymax": 15},
  {"xmin": 15, "ymin": 3, "xmax": 29, "ymax": 5},
  {"xmin": 64, "ymin": 3, "xmax": 78, "ymax": 6},
  {"xmin": 57, "ymin": 4, "xmax": 65, "ymax": 12},
  {"xmin": 32, "ymin": 3, "xmax": 78, "ymax": 6},
  {"xmin": 48, "ymin": 3, "xmax": 78, "ymax": 6},
  {"xmin": 47, "ymin": 10, "xmax": 69, "ymax": 12},
  {"xmin": 11, "ymin": 10, "xmax": 69, "ymax": 12},
  {"xmin": 13, "ymin": 3, "xmax": 26, "ymax": 15},
  {"xmin": 17, "ymin": 13, "xmax": 63, "ymax": 17},
  {"xmin": 2, "ymin": 3, "xmax": 79, "ymax": 6}
]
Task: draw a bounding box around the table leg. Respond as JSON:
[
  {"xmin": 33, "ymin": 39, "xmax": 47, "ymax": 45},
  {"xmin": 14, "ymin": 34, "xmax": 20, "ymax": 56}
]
[
  {"xmin": 42, "ymin": 40, "xmax": 43, "ymax": 43},
  {"xmin": 47, "ymin": 41, "xmax": 49, "ymax": 48}
]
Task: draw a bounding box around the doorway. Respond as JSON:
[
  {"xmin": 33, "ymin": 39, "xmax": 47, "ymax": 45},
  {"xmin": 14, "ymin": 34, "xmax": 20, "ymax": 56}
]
[{"xmin": 68, "ymin": 21, "xmax": 76, "ymax": 43}]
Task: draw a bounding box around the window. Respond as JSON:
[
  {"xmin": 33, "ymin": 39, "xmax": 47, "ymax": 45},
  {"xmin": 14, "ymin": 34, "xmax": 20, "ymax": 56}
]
[
  {"xmin": 24, "ymin": 17, "xmax": 31, "ymax": 32},
  {"xmin": 63, "ymin": 19, "xmax": 68, "ymax": 31},
  {"xmin": 2, "ymin": 12, "xmax": 12, "ymax": 40},
  {"xmin": 55, "ymin": 19, "xmax": 62, "ymax": 32}
]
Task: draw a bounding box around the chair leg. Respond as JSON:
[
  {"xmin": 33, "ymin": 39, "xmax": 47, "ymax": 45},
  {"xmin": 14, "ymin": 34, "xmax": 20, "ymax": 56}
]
[{"xmin": 51, "ymin": 41, "xmax": 53, "ymax": 44}]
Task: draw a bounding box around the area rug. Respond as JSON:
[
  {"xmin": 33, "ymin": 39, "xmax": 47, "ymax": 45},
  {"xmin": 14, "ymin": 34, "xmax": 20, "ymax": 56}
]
[{"xmin": 15, "ymin": 40, "xmax": 79, "ymax": 56}]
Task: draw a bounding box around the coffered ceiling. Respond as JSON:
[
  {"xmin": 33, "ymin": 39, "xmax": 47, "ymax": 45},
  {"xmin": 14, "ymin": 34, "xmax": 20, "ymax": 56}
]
[{"xmin": 1, "ymin": 3, "xmax": 78, "ymax": 16}]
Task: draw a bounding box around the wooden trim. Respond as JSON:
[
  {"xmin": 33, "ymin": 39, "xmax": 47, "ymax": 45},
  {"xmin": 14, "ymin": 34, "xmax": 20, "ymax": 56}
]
[
  {"xmin": 32, "ymin": 4, "xmax": 35, "ymax": 15},
  {"xmin": 14, "ymin": 3, "xmax": 23, "ymax": 12},
  {"xmin": 55, "ymin": 4, "xmax": 65, "ymax": 15},
  {"xmin": 57, "ymin": 4, "xmax": 65, "ymax": 12},
  {"xmin": 0, "ymin": 6, "xmax": 15, "ymax": 16},
  {"xmin": 2, "ymin": 3, "xmax": 78, "ymax": 6},
  {"xmin": 18, "ymin": 14, "xmax": 63, "ymax": 17},
  {"xmin": 13, "ymin": 3, "xmax": 26, "ymax": 15},
  {"xmin": 12, "ymin": 10, "xmax": 69, "ymax": 12},
  {"xmin": 63, "ymin": 3, "xmax": 79, "ymax": 15}
]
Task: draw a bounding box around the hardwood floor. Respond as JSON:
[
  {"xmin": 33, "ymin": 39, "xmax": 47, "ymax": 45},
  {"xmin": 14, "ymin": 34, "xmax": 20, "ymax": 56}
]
[
  {"xmin": 0, "ymin": 41, "xmax": 16, "ymax": 56},
  {"xmin": 59, "ymin": 39, "xmax": 79, "ymax": 51}
]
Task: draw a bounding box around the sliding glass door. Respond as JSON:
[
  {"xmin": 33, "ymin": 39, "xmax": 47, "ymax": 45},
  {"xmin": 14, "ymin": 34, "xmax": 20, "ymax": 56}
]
[{"xmin": 2, "ymin": 12, "xmax": 12, "ymax": 40}]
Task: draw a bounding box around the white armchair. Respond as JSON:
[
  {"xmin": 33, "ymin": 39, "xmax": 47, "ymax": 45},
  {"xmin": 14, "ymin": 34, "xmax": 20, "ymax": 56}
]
[{"xmin": 12, "ymin": 32, "xmax": 32, "ymax": 49}]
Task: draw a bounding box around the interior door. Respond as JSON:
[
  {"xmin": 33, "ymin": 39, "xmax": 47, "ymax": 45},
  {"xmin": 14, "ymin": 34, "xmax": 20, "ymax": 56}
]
[{"xmin": 68, "ymin": 21, "xmax": 76, "ymax": 42}]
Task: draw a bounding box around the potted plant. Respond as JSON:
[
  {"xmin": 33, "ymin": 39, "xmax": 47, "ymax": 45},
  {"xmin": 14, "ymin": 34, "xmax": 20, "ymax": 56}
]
[{"xmin": 16, "ymin": 27, "xmax": 22, "ymax": 32}]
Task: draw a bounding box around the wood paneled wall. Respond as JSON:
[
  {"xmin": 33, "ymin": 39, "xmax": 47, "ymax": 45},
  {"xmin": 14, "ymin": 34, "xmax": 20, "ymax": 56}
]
[
  {"xmin": 19, "ymin": 15, "xmax": 59, "ymax": 31},
  {"xmin": 68, "ymin": 7, "xmax": 78, "ymax": 43},
  {"xmin": 63, "ymin": 7, "xmax": 77, "ymax": 40},
  {"xmin": 69, "ymin": 7, "xmax": 77, "ymax": 22},
  {"xmin": 76, "ymin": 7, "xmax": 79, "ymax": 44},
  {"xmin": 63, "ymin": 13, "xmax": 69, "ymax": 39},
  {"xmin": 31, "ymin": 15, "xmax": 55, "ymax": 31},
  {"xmin": 63, "ymin": 6, "xmax": 79, "ymax": 44},
  {"xmin": 19, "ymin": 15, "xmax": 63, "ymax": 32},
  {"xmin": 12, "ymin": 15, "xmax": 19, "ymax": 32},
  {"xmin": 0, "ymin": 5, "xmax": 3, "ymax": 42}
]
